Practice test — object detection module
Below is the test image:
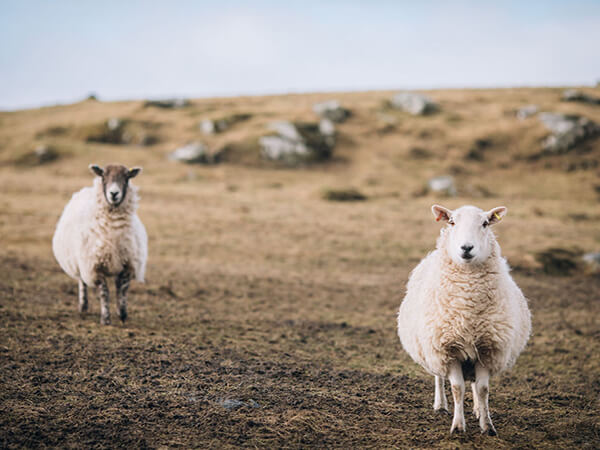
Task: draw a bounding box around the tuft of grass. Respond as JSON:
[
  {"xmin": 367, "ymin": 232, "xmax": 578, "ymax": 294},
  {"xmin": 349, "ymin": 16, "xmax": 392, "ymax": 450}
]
[
  {"xmin": 321, "ymin": 187, "xmax": 367, "ymax": 202},
  {"xmin": 534, "ymin": 247, "xmax": 582, "ymax": 276}
]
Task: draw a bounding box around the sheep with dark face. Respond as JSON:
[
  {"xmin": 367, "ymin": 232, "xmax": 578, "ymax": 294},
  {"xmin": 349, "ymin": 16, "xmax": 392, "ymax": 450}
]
[
  {"xmin": 397, "ymin": 205, "xmax": 531, "ymax": 435},
  {"xmin": 52, "ymin": 164, "xmax": 148, "ymax": 325}
]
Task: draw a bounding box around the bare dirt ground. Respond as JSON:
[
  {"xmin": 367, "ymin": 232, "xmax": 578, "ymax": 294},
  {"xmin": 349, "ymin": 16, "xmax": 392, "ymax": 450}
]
[{"xmin": 1, "ymin": 87, "xmax": 599, "ymax": 448}]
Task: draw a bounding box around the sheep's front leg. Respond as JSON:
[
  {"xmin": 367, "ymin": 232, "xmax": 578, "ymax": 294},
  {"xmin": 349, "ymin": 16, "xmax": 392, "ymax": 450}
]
[
  {"xmin": 474, "ymin": 364, "xmax": 497, "ymax": 435},
  {"xmin": 116, "ymin": 268, "xmax": 131, "ymax": 323},
  {"xmin": 434, "ymin": 376, "xmax": 448, "ymax": 412},
  {"xmin": 448, "ymin": 361, "xmax": 466, "ymax": 433},
  {"xmin": 95, "ymin": 277, "xmax": 110, "ymax": 325},
  {"xmin": 78, "ymin": 279, "xmax": 88, "ymax": 313}
]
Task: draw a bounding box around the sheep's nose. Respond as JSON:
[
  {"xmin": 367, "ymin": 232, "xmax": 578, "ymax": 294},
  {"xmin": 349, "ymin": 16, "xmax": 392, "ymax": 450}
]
[
  {"xmin": 461, "ymin": 244, "xmax": 474, "ymax": 260},
  {"xmin": 110, "ymin": 191, "xmax": 119, "ymax": 200}
]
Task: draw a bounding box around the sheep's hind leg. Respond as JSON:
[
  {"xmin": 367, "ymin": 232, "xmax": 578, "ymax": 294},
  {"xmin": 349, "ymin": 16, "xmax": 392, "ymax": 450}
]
[
  {"xmin": 474, "ymin": 364, "xmax": 497, "ymax": 436},
  {"xmin": 78, "ymin": 279, "xmax": 88, "ymax": 313},
  {"xmin": 434, "ymin": 376, "xmax": 448, "ymax": 412},
  {"xmin": 95, "ymin": 277, "xmax": 110, "ymax": 325},
  {"xmin": 116, "ymin": 268, "xmax": 131, "ymax": 323},
  {"xmin": 448, "ymin": 361, "xmax": 466, "ymax": 433}
]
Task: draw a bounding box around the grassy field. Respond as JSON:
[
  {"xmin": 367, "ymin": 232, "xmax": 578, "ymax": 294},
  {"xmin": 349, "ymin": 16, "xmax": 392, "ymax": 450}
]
[{"xmin": 1, "ymin": 87, "xmax": 599, "ymax": 448}]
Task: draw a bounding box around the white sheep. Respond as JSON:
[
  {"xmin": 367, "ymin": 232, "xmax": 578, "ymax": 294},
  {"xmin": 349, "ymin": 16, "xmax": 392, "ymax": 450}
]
[
  {"xmin": 52, "ymin": 164, "xmax": 148, "ymax": 325},
  {"xmin": 397, "ymin": 204, "xmax": 531, "ymax": 435}
]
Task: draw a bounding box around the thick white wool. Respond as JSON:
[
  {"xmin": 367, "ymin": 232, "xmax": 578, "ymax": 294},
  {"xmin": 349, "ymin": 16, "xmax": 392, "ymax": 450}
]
[
  {"xmin": 397, "ymin": 227, "xmax": 531, "ymax": 378},
  {"xmin": 52, "ymin": 177, "xmax": 147, "ymax": 286}
]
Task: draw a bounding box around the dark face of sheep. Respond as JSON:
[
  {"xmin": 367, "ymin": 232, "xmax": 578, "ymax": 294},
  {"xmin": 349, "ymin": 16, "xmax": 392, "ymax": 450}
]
[
  {"xmin": 89, "ymin": 164, "xmax": 142, "ymax": 207},
  {"xmin": 432, "ymin": 204, "xmax": 507, "ymax": 266}
]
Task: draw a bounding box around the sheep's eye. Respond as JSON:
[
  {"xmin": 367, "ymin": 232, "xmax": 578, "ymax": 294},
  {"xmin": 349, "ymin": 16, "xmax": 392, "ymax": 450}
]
[
  {"xmin": 483, "ymin": 221, "xmax": 489, "ymax": 228},
  {"xmin": 448, "ymin": 219, "xmax": 455, "ymax": 226}
]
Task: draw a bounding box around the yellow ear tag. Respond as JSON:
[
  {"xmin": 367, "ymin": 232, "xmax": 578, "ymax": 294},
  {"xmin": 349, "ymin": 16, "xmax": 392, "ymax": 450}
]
[{"xmin": 494, "ymin": 212, "xmax": 501, "ymax": 221}]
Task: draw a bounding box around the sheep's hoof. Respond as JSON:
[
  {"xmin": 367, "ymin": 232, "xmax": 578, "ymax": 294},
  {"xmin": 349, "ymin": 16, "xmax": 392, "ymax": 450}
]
[
  {"xmin": 473, "ymin": 409, "xmax": 480, "ymax": 419},
  {"xmin": 435, "ymin": 407, "xmax": 450, "ymax": 415},
  {"xmin": 119, "ymin": 310, "xmax": 127, "ymax": 323},
  {"xmin": 450, "ymin": 423, "xmax": 466, "ymax": 434},
  {"xmin": 100, "ymin": 316, "xmax": 111, "ymax": 325},
  {"xmin": 481, "ymin": 424, "xmax": 497, "ymax": 436}
]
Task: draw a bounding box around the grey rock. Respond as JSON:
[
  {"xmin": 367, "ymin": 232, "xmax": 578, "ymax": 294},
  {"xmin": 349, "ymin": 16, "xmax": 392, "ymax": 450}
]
[
  {"xmin": 390, "ymin": 92, "xmax": 437, "ymax": 115},
  {"xmin": 144, "ymin": 98, "xmax": 189, "ymax": 109},
  {"xmin": 538, "ymin": 112, "xmax": 600, "ymax": 154},
  {"xmin": 260, "ymin": 120, "xmax": 334, "ymax": 165},
  {"xmin": 428, "ymin": 175, "xmax": 456, "ymax": 196},
  {"xmin": 313, "ymin": 100, "xmax": 350, "ymax": 123},
  {"xmin": 267, "ymin": 121, "xmax": 303, "ymax": 141},
  {"xmin": 319, "ymin": 118, "xmax": 336, "ymax": 147},
  {"xmin": 260, "ymin": 136, "xmax": 310, "ymax": 161},
  {"xmin": 199, "ymin": 114, "xmax": 251, "ymax": 135},
  {"xmin": 516, "ymin": 105, "xmax": 538, "ymax": 120},
  {"xmin": 169, "ymin": 142, "xmax": 219, "ymax": 164},
  {"xmin": 582, "ymin": 252, "xmax": 600, "ymax": 274},
  {"xmin": 319, "ymin": 118, "xmax": 336, "ymax": 137},
  {"xmin": 562, "ymin": 89, "xmax": 600, "ymax": 105},
  {"xmin": 107, "ymin": 118, "xmax": 123, "ymax": 131},
  {"xmin": 199, "ymin": 119, "xmax": 217, "ymax": 135}
]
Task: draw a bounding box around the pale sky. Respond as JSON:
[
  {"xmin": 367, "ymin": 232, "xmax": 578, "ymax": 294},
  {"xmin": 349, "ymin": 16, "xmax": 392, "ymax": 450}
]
[{"xmin": 1, "ymin": 0, "xmax": 600, "ymax": 110}]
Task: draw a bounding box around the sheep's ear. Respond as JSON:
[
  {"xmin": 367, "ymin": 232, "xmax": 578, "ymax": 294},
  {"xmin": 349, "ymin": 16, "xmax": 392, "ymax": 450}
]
[
  {"xmin": 89, "ymin": 164, "xmax": 104, "ymax": 177},
  {"xmin": 127, "ymin": 167, "xmax": 142, "ymax": 179},
  {"xmin": 431, "ymin": 204, "xmax": 452, "ymax": 222},
  {"xmin": 486, "ymin": 206, "xmax": 507, "ymax": 225}
]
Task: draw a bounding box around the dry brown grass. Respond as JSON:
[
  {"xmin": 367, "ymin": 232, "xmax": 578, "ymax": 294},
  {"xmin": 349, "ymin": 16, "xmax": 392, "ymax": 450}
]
[{"xmin": 1, "ymin": 87, "xmax": 599, "ymax": 448}]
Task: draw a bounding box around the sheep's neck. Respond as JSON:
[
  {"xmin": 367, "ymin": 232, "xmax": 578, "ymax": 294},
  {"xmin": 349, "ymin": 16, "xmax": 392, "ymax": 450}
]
[{"xmin": 93, "ymin": 178, "xmax": 138, "ymax": 223}]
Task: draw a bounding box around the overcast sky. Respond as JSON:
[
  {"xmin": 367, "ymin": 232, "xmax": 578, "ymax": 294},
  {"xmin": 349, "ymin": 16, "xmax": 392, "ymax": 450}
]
[{"xmin": 1, "ymin": 0, "xmax": 600, "ymax": 110}]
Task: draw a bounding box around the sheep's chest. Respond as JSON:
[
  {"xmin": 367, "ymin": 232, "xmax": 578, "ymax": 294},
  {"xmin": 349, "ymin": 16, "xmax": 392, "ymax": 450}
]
[
  {"xmin": 91, "ymin": 225, "xmax": 133, "ymax": 277},
  {"xmin": 434, "ymin": 289, "xmax": 502, "ymax": 370}
]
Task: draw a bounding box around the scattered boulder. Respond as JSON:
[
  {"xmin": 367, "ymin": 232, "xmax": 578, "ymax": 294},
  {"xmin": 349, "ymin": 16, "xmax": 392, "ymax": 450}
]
[
  {"xmin": 169, "ymin": 142, "xmax": 220, "ymax": 164},
  {"xmin": 144, "ymin": 98, "xmax": 189, "ymax": 109},
  {"xmin": 538, "ymin": 113, "xmax": 600, "ymax": 154},
  {"xmin": 321, "ymin": 187, "xmax": 367, "ymax": 202},
  {"xmin": 15, "ymin": 145, "xmax": 59, "ymax": 166},
  {"xmin": 199, "ymin": 113, "xmax": 251, "ymax": 135},
  {"xmin": 427, "ymin": 175, "xmax": 457, "ymax": 196},
  {"xmin": 534, "ymin": 248, "xmax": 580, "ymax": 276},
  {"xmin": 561, "ymin": 89, "xmax": 600, "ymax": 105},
  {"xmin": 516, "ymin": 105, "xmax": 538, "ymax": 120},
  {"xmin": 582, "ymin": 252, "xmax": 600, "ymax": 275},
  {"xmin": 390, "ymin": 92, "xmax": 437, "ymax": 115},
  {"xmin": 318, "ymin": 118, "xmax": 336, "ymax": 147},
  {"xmin": 259, "ymin": 121, "xmax": 334, "ymax": 165},
  {"xmin": 313, "ymin": 100, "xmax": 350, "ymax": 123}
]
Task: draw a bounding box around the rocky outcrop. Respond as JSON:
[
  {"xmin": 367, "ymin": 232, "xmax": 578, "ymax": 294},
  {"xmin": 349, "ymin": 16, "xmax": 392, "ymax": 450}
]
[
  {"xmin": 390, "ymin": 92, "xmax": 437, "ymax": 115},
  {"xmin": 313, "ymin": 100, "xmax": 350, "ymax": 123},
  {"xmin": 169, "ymin": 142, "xmax": 220, "ymax": 164},
  {"xmin": 259, "ymin": 121, "xmax": 335, "ymax": 165},
  {"xmin": 538, "ymin": 113, "xmax": 600, "ymax": 154}
]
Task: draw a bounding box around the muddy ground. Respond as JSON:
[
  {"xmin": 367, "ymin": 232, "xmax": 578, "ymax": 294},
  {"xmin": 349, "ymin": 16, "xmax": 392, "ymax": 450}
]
[{"xmin": 1, "ymin": 87, "xmax": 599, "ymax": 448}]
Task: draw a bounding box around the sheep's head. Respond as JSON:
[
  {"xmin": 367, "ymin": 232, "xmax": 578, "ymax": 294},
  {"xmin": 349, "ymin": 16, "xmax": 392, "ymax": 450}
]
[
  {"xmin": 432, "ymin": 204, "xmax": 507, "ymax": 266},
  {"xmin": 89, "ymin": 164, "xmax": 142, "ymax": 207}
]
